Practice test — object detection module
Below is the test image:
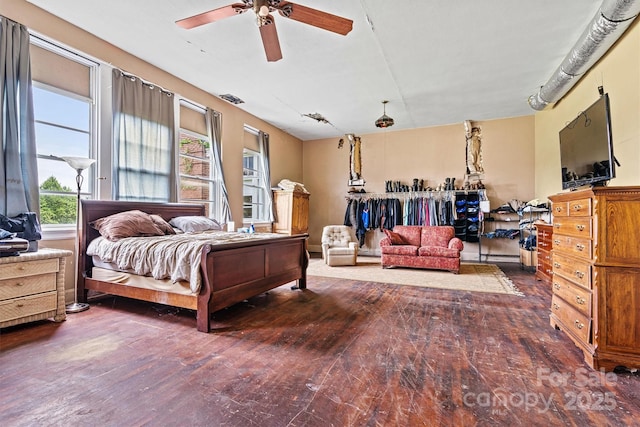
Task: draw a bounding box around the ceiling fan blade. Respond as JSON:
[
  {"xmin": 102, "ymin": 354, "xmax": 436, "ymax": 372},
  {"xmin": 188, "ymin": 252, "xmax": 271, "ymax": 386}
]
[
  {"xmin": 176, "ymin": 3, "xmax": 248, "ymax": 29},
  {"xmin": 277, "ymin": 2, "xmax": 353, "ymax": 36},
  {"xmin": 259, "ymin": 17, "xmax": 283, "ymax": 62}
]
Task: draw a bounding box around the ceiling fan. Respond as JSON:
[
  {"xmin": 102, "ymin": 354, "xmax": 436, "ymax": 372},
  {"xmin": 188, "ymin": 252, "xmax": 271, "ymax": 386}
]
[{"xmin": 176, "ymin": 0, "xmax": 353, "ymax": 62}]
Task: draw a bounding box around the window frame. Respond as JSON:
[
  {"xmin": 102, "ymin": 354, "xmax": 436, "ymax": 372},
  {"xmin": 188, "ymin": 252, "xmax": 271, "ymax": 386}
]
[
  {"xmin": 242, "ymin": 125, "xmax": 269, "ymax": 223},
  {"xmin": 30, "ymin": 34, "xmax": 99, "ymax": 234}
]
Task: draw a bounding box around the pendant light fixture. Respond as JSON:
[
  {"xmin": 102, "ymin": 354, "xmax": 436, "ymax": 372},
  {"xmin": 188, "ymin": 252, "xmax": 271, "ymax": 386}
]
[{"xmin": 375, "ymin": 100, "xmax": 394, "ymax": 128}]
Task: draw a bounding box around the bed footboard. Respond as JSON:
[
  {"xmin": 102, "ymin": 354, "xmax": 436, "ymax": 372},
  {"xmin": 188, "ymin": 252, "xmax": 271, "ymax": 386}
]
[{"xmin": 197, "ymin": 234, "xmax": 308, "ymax": 332}]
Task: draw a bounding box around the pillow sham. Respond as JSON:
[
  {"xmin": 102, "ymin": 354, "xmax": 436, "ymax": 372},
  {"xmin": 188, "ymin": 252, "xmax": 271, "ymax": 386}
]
[
  {"xmin": 150, "ymin": 214, "xmax": 176, "ymax": 235},
  {"xmin": 383, "ymin": 229, "xmax": 407, "ymax": 245},
  {"xmin": 90, "ymin": 210, "xmax": 165, "ymax": 241},
  {"xmin": 169, "ymin": 216, "xmax": 223, "ymax": 233}
]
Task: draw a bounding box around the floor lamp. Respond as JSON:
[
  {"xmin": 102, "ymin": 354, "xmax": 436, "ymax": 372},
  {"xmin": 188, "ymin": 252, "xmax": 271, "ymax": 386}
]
[{"xmin": 60, "ymin": 156, "xmax": 96, "ymax": 313}]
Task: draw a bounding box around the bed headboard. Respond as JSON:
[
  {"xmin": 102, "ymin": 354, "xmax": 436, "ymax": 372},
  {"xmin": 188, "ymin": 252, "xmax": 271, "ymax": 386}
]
[{"xmin": 77, "ymin": 200, "xmax": 205, "ymax": 301}]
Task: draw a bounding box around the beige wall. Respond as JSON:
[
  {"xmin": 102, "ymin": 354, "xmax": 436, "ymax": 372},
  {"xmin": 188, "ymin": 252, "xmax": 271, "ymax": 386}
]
[
  {"xmin": 535, "ymin": 19, "xmax": 640, "ymax": 200},
  {"xmin": 303, "ymin": 116, "xmax": 536, "ymax": 260}
]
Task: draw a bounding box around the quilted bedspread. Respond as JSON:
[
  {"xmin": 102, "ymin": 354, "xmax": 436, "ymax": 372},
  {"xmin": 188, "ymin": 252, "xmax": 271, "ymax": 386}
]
[{"xmin": 86, "ymin": 231, "xmax": 284, "ymax": 293}]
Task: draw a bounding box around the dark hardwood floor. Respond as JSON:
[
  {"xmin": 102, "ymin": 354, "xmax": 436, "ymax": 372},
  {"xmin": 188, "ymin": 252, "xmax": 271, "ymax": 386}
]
[{"xmin": 1, "ymin": 262, "xmax": 638, "ymax": 426}]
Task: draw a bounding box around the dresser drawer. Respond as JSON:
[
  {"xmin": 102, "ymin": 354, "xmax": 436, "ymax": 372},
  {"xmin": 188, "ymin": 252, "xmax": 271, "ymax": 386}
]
[
  {"xmin": 552, "ymin": 202, "xmax": 569, "ymax": 217},
  {"xmin": 552, "ymin": 252, "xmax": 591, "ymax": 289},
  {"xmin": 538, "ymin": 235, "xmax": 553, "ymax": 251},
  {"xmin": 537, "ymin": 251, "xmax": 553, "ymax": 277},
  {"xmin": 551, "ymin": 294, "xmax": 591, "ymax": 345},
  {"xmin": 553, "ymin": 217, "xmax": 592, "ymax": 239},
  {"xmin": 0, "ymin": 258, "xmax": 59, "ymax": 281},
  {"xmin": 552, "ymin": 275, "xmax": 591, "ymax": 316},
  {"xmin": 0, "ymin": 273, "xmax": 57, "ymax": 301},
  {"xmin": 553, "ymin": 235, "xmax": 592, "ymax": 260},
  {"xmin": 0, "ymin": 292, "xmax": 57, "ymax": 322},
  {"xmin": 568, "ymin": 198, "xmax": 592, "ymax": 217}
]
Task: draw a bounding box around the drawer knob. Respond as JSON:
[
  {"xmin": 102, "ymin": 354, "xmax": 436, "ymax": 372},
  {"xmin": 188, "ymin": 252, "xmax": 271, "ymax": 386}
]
[
  {"xmin": 16, "ymin": 303, "xmax": 24, "ymax": 308},
  {"xmin": 573, "ymin": 205, "xmax": 582, "ymax": 211},
  {"xmin": 575, "ymin": 271, "xmax": 585, "ymax": 279},
  {"xmin": 553, "ymin": 303, "xmax": 560, "ymax": 310},
  {"xmin": 576, "ymin": 244, "xmax": 585, "ymax": 251},
  {"xmin": 576, "ymin": 296, "xmax": 586, "ymax": 305},
  {"xmin": 553, "ymin": 283, "xmax": 561, "ymax": 290},
  {"xmin": 574, "ymin": 320, "xmax": 584, "ymax": 330},
  {"xmin": 555, "ymin": 207, "xmax": 562, "ymax": 212},
  {"xmin": 554, "ymin": 223, "xmax": 561, "ymax": 228},
  {"xmin": 576, "ymin": 224, "xmax": 585, "ymax": 231},
  {"xmin": 554, "ymin": 262, "xmax": 561, "ymax": 268},
  {"xmin": 15, "ymin": 281, "xmax": 24, "ymax": 287}
]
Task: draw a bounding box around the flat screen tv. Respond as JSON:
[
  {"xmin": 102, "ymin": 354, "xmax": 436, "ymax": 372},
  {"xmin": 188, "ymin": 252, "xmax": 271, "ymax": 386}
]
[{"xmin": 559, "ymin": 93, "xmax": 616, "ymax": 190}]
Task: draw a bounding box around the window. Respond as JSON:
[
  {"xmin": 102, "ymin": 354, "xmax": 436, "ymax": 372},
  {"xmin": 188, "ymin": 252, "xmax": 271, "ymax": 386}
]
[
  {"xmin": 178, "ymin": 102, "xmax": 217, "ymax": 216},
  {"xmin": 30, "ymin": 37, "xmax": 97, "ymax": 226},
  {"xmin": 243, "ymin": 148, "xmax": 265, "ymax": 221},
  {"xmin": 243, "ymin": 127, "xmax": 269, "ymax": 222}
]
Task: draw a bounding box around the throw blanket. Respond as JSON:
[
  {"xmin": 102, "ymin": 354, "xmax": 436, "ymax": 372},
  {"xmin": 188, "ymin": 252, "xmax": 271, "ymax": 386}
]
[{"xmin": 87, "ymin": 231, "xmax": 284, "ymax": 293}]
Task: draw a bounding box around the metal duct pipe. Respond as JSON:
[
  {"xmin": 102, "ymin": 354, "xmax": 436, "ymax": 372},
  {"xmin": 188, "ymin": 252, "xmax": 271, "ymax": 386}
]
[{"xmin": 528, "ymin": 0, "xmax": 640, "ymax": 110}]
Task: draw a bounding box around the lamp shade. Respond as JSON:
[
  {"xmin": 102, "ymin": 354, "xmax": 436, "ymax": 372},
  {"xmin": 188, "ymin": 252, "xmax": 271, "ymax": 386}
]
[
  {"xmin": 60, "ymin": 156, "xmax": 96, "ymax": 171},
  {"xmin": 375, "ymin": 100, "xmax": 394, "ymax": 128}
]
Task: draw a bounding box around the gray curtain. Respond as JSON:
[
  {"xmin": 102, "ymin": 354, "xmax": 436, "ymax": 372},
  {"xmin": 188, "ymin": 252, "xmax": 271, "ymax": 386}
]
[
  {"xmin": 205, "ymin": 108, "xmax": 231, "ymax": 223},
  {"xmin": 112, "ymin": 69, "xmax": 176, "ymax": 202},
  {"xmin": 258, "ymin": 131, "xmax": 274, "ymax": 222},
  {"xmin": 0, "ymin": 17, "xmax": 39, "ymax": 217}
]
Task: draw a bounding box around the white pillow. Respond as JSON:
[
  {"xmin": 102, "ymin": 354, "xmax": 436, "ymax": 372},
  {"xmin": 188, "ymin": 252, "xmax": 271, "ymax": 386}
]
[{"xmin": 169, "ymin": 216, "xmax": 223, "ymax": 232}]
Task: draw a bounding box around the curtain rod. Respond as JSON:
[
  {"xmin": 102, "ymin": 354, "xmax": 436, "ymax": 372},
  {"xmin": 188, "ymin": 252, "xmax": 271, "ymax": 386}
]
[
  {"xmin": 346, "ymin": 189, "xmax": 486, "ymax": 199},
  {"xmin": 118, "ymin": 69, "xmax": 173, "ymax": 96}
]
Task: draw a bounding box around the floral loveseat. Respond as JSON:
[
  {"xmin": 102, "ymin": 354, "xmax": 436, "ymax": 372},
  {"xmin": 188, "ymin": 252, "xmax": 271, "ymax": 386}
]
[{"xmin": 380, "ymin": 225, "xmax": 464, "ymax": 274}]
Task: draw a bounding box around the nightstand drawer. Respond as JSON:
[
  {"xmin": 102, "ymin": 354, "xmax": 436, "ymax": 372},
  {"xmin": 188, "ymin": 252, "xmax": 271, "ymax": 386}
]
[
  {"xmin": 0, "ymin": 273, "xmax": 57, "ymax": 301},
  {"xmin": 552, "ymin": 252, "xmax": 591, "ymax": 289},
  {"xmin": 551, "ymin": 294, "xmax": 591, "ymax": 345},
  {"xmin": 553, "ymin": 235, "xmax": 592, "ymax": 260},
  {"xmin": 553, "ymin": 217, "xmax": 592, "ymax": 239},
  {"xmin": 0, "ymin": 258, "xmax": 59, "ymax": 280},
  {"xmin": 0, "ymin": 292, "xmax": 57, "ymax": 322},
  {"xmin": 552, "ymin": 275, "xmax": 591, "ymax": 316}
]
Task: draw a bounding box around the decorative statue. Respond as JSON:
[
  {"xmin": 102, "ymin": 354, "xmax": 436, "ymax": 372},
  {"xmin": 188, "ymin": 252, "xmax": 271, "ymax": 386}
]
[
  {"xmin": 464, "ymin": 120, "xmax": 484, "ymax": 174},
  {"xmin": 347, "ymin": 134, "xmax": 364, "ymax": 185}
]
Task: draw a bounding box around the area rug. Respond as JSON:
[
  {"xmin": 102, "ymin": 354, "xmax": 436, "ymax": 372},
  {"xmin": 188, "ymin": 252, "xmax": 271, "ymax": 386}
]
[{"xmin": 307, "ymin": 257, "xmax": 523, "ymax": 296}]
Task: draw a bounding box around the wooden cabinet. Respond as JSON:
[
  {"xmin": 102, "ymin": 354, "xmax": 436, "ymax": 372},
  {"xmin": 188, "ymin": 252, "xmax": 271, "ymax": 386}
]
[
  {"xmin": 549, "ymin": 186, "xmax": 640, "ymax": 371},
  {"xmin": 0, "ymin": 248, "xmax": 72, "ymax": 328},
  {"xmin": 535, "ymin": 223, "xmax": 553, "ymax": 283},
  {"xmin": 272, "ymin": 190, "xmax": 310, "ymax": 235}
]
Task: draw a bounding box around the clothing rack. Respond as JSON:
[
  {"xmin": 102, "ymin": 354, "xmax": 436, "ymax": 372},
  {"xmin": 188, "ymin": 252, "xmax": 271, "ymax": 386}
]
[{"xmin": 345, "ymin": 189, "xmax": 486, "ymax": 200}]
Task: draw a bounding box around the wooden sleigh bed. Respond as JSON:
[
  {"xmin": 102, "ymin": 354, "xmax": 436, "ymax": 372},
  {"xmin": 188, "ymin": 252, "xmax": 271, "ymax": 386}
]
[{"xmin": 77, "ymin": 200, "xmax": 308, "ymax": 332}]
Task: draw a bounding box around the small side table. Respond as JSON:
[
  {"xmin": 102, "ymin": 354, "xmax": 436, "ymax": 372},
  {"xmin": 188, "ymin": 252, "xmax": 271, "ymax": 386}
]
[{"xmin": 0, "ymin": 248, "xmax": 72, "ymax": 329}]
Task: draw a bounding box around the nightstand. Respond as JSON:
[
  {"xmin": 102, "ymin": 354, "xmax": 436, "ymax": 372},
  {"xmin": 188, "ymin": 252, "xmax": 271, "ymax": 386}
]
[{"xmin": 0, "ymin": 248, "xmax": 72, "ymax": 329}]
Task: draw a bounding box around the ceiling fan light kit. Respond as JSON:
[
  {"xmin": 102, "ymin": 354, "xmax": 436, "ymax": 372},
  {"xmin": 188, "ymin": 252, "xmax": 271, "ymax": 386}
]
[
  {"xmin": 176, "ymin": 0, "xmax": 353, "ymax": 62},
  {"xmin": 375, "ymin": 100, "xmax": 394, "ymax": 128}
]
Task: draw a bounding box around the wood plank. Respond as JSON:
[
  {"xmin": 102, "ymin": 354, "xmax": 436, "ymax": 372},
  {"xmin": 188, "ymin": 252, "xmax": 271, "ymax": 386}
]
[{"xmin": 1, "ymin": 262, "xmax": 638, "ymax": 426}]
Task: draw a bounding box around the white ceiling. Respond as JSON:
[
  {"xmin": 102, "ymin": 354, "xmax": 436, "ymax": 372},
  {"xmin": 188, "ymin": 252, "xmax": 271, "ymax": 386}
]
[{"xmin": 28, "ymin": 0, "xmax": 603, "ymax": 141}]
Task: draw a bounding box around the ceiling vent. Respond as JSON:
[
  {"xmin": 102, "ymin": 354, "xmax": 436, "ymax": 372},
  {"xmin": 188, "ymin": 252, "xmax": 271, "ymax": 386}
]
[{"xmin": 220, "ymin": 93, "xmax": 244, "ymax": 104}]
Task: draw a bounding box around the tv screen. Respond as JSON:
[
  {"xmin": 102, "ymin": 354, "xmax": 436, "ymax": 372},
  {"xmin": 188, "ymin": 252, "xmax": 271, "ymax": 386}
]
[{"xmin": 559, "ymin": 93, "xmax": 615, "ymax": 190}]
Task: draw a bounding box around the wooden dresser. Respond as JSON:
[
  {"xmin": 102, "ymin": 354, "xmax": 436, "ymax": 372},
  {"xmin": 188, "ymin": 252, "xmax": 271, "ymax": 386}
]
[
  {"xmin": 549, "ymin": 186, "xmax": 640, "ymax": 371},
  {"xmin": 272, "ymin": 189, "xmax": 310, "ymax": 235},
  {"xmin": 0, "ymin": 248, "xmax": 71, "ymax": 329},
  {"xmin": 535, "ymin": 223, "xmax": 553, "ymax": 284}
]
